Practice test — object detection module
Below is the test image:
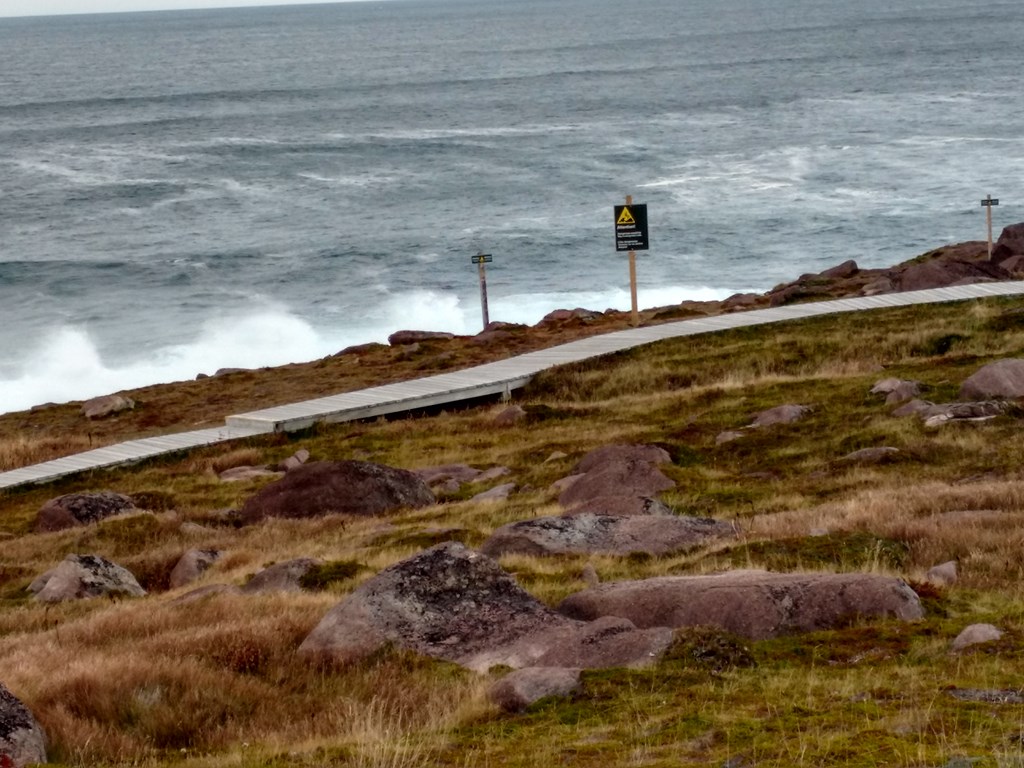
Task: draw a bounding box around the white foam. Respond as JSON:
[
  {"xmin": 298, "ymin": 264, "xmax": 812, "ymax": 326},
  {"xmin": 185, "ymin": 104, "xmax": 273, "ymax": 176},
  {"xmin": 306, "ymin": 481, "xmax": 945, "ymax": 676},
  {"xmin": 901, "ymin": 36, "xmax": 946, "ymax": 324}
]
[{"xmin": 0, "ymin": 284, "xmax": 747, "ymax": 415}]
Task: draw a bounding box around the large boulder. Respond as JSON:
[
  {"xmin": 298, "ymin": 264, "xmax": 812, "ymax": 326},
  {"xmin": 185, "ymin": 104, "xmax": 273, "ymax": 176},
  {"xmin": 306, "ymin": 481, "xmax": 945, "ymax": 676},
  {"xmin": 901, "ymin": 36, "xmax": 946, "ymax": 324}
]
[
  {"xmin": 959, "ymin": 359, "xmax": 1024, "ymax": 400},
  {"xmin": 298, "ymin": 543, "xmax": 672, "ymax": 672},
  {"xmin": 35, "ymin": 491, "xmax": 137, "ymax": 533},
  {"xmin": 558, "ymin": 445, "xmax": 675, "ymax": 511},
  {"xmin": 991, "ymin": 222, "xmax": 1024, "ymax": 266},
  {"xmin": 557, "ymin": 570, "xmax": 923, "ymax": 641},
  {"xmin": 572, "ymin": 444, "xmax": 671, "ymax": 474},
  {"xmin": 892, "ymin": 257, "xmax": 1009, "ymax": 292},
  {"xmin": 0, "ymin": 683, "xmax": 46, "ymax": 768},
  {"xmin": 387, "ymin": 330, "xmax": 455, "ymax": 345},
  {"xmin": 81, "ymin": 393, "xmax": 135, "ymax": 419},
  {"xmin": 30, "ymin": 554, "xmax": 146, "ymax": 603},
  {"xmin": 481, "ymin": 513, "xmax": 736, "ymax": 558},
  {"xmin": 239, "ymin": 460, "xmax": 435, "ymax": 524}
]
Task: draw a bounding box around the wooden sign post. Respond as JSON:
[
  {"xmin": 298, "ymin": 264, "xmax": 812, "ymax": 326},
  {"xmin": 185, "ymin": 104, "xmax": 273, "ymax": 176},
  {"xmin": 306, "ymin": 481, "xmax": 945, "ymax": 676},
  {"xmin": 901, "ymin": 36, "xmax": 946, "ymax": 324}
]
[
  {"xmin": 471, "ymin": 252, "xmax": 492, "ymax": 330},
  {"xmin": 614, "ymin": 195, "xmax": 649, "ymax": 327},
  {"xmin": 981, "ymin": 195, "xmax": 1000, "ymax": 258}
]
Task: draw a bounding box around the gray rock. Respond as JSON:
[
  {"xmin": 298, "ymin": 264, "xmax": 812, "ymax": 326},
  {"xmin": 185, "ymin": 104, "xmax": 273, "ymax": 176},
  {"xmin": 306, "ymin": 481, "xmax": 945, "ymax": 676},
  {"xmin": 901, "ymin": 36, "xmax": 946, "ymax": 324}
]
[
  {"xmin": 558, "ymin": 569, "xmax": 924, "ymax": 640},
  {"xmin": 272, "ymin": 448, "xmax": 311, "ymax": 472},
  {"xmin": 473, "ymin": 466, "xmax": 512, "ymax": 483},
  {"xmin": 960, "ymin": 359, "xmax": 1024, "ymax": 400},
  {"xmin": 923, "ymin": 401, "xmax": 1010, "ymax": 427},
  {"xmin": 169, "ymin": 549, "xmax": 222, "ymax": 589},
  {"xmin": 950, "ymin": 623, "xmax": 1003, "ymax": 653},
  {"xmin": 0, "ymin": 682, "xmax": 47, "ymax": 768},
  {"xmin": 488, "ymin": 667, "xmax": 581, "ymax": 712},
  {"xmin": 481, "ymin": 513, "xmax": 736, "ymax": 558},
  {"xmin": 946, "ymin": 688, "xmax": 1024, "ymax": 704},
  {"xmin": 892, "ymin": 399, "xmax": 938, "ymax": 418},
  {"xmin": 925, "ymin": 560, "xmax": 958, "ymax": 587},
  {"xmin": 35, "ymin": 491, "xmax": 137, "ymax": 532},
  {"xmin": 716, "ymin": 430, "xmax": 746, "ymax": 445},
  {"xmin": 470, "ymin": 483, "xmax": 516, "ymax": 503},
  {"xmin": 242, "ymin": 558, "xmax": 321, "ymax": 594},
  {"xmin": 749, "ymin": 404, "xmax": 811, "ymax": 428},
  {"xmin": 871, "ymin": 378, "xmax": 923, "ymax": 404},
  {"xmin": 31, "ymin": 554, "xmax": 145, "ymax": 603},
  {"xmin": 81, "ymin": 393, "xmax": 135, "ymax": 419}
]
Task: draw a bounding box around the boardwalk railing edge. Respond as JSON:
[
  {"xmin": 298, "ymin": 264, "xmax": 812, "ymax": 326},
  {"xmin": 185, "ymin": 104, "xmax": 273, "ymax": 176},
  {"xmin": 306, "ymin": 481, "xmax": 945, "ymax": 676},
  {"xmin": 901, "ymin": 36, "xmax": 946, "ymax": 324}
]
[{"xmin": 4, "ymin": 281, "xmax": 1024, "ymax": 492}]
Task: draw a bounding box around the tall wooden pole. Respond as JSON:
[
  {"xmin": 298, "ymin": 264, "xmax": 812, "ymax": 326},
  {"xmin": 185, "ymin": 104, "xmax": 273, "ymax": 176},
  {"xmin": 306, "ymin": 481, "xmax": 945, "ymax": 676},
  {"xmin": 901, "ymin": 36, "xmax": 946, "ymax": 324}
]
[
  {"xmin": 986, "ymin": 194, "xmax": 994, "ymax": 258},
  {"xmin": 476, "ymin": 254, "xmax": 490, "ymax": 329},
  {"xmin": 626, "ymin": 195, "xmax": 638, "ymax": 327}
]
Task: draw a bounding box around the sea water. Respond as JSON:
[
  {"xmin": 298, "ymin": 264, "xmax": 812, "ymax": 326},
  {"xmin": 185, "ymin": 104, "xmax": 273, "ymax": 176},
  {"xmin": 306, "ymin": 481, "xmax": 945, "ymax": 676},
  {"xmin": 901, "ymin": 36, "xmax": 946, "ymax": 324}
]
[{"xmin": 1, "ymin": 0, "xmax": 1023, "ymax": 413}]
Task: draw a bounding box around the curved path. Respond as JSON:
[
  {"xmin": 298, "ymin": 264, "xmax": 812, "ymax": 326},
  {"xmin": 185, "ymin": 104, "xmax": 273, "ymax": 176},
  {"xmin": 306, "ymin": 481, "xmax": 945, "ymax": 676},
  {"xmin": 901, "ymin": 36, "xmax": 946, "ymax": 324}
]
[{"xmin": 3, "ymin": 281, "xmax": 1024, "ymax": 492}]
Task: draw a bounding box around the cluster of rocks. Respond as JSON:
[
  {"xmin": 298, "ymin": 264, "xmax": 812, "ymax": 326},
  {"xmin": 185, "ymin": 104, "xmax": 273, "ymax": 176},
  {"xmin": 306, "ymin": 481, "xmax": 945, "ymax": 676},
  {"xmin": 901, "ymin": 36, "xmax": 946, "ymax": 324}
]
[
  {"xmin": 361, "ymin": 225, "xmax": 1024, "ymax": 348},
  {"xmin": 714, "ymin": 358, "xmax": 1024, "ymax": 466},
  {"xmin": 760, "ymin": 224, "xmax": 1024, "ymax": 309},
  {"xmin": 298, "ymin": 542, "xmax": 926, "ymax": 711},
  {"xmin": 12, "ymin": 420, "xmax": 1011, "ymax": 751},
  {"xmin": 883, "ymin": 358, "xmax": 1024, "ymax": 428},
  {"xmin": 413, "ymin": 463, "xmax": 515, "ymax": 502},
  {"xmin": 476, "ymin": 444, "xmax": 738, "ymax": 558},
  {"xmin": 716, "ymin": 404, "xmax": 813, "ymax": 446}
]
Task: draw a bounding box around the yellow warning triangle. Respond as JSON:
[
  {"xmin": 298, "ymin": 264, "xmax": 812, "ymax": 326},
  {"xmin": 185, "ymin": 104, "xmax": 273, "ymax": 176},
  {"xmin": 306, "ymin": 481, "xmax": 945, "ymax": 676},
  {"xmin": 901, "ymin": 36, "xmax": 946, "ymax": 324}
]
[{"xmin": 617, "ymin": 207, "xmax": 635, "ymax": 225}]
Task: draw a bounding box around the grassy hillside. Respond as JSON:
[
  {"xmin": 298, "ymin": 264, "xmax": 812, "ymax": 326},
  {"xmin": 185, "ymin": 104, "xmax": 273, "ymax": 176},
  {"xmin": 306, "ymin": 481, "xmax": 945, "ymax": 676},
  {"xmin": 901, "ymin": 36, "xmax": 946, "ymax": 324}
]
[{"xmin": 4, "ymin": 294, "xmax": 1024, "ymax": 767}]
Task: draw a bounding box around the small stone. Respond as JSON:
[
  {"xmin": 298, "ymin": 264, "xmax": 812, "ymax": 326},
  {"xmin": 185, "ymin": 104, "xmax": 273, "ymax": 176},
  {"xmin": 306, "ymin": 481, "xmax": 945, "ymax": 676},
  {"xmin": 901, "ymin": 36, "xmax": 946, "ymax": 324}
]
[
  {"xmin": 950, "ymin": 623, "xmax": 1003, "ymax": 653},
  {"xmin": 470, "ymin": 483, "xmax": 515, "ymax": 503},
  {"xmin": 925, "ymin": 560, "xmax": 957, "ymax": 587},
  {"xmin": 749, "ymin": 404, "xmax": 811, "ymax": 428},
  {"xmin": 488, "ymin": 667, "xmax": 581, "ymax": 712}
]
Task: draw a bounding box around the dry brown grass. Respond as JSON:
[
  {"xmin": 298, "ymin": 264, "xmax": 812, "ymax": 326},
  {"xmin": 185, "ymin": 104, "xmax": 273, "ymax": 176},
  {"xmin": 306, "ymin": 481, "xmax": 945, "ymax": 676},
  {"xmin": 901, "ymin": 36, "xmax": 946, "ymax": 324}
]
[{"xmin": 0, "ymin": 434, "xmax": 96, "ymax": 471}]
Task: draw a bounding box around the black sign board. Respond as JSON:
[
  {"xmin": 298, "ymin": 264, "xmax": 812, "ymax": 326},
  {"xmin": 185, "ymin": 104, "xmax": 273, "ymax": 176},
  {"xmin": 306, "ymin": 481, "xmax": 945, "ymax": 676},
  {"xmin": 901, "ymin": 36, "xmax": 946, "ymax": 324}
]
[
  {"xmin": 471, "ymin": 254, "xmax": 493, "ymax": 264},
  {"xmin": 981, "ymin": 198, "xmax": 1000, "ymax": 207},
  {"xmin": 614, "ymin": 204, "xmax": 649, "ymax": 251}
]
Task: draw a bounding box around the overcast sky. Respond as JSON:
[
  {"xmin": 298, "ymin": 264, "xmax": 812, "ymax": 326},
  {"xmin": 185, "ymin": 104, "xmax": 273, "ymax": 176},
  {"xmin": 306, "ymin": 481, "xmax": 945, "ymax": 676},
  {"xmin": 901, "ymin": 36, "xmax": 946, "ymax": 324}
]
[{"xmin": 0, "ymin": 0, "xmax": 370, "ymax": 18}]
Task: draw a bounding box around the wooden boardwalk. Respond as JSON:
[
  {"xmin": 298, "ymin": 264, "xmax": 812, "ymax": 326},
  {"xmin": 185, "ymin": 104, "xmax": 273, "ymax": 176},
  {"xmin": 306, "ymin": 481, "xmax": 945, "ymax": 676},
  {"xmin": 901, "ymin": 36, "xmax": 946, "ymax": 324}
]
[{"xmin": 3, "ymin": 281, "xmax": 1024, "ymax": 492}]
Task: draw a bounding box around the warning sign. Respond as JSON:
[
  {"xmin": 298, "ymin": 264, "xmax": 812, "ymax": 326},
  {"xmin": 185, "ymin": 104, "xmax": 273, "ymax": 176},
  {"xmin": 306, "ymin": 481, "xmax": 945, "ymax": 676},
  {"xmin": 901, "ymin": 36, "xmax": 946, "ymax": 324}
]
[{"xmin": 614, "ymin": 203, "xmax": 648, "ymax": 252}]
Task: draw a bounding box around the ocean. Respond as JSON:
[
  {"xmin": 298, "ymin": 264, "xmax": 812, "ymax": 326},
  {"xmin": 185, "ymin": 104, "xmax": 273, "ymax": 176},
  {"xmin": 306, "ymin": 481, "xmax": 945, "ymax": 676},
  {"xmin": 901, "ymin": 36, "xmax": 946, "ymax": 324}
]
[{"xmin": 2, "ymin": 0, "xmax": 1023, "ymax": 415}]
